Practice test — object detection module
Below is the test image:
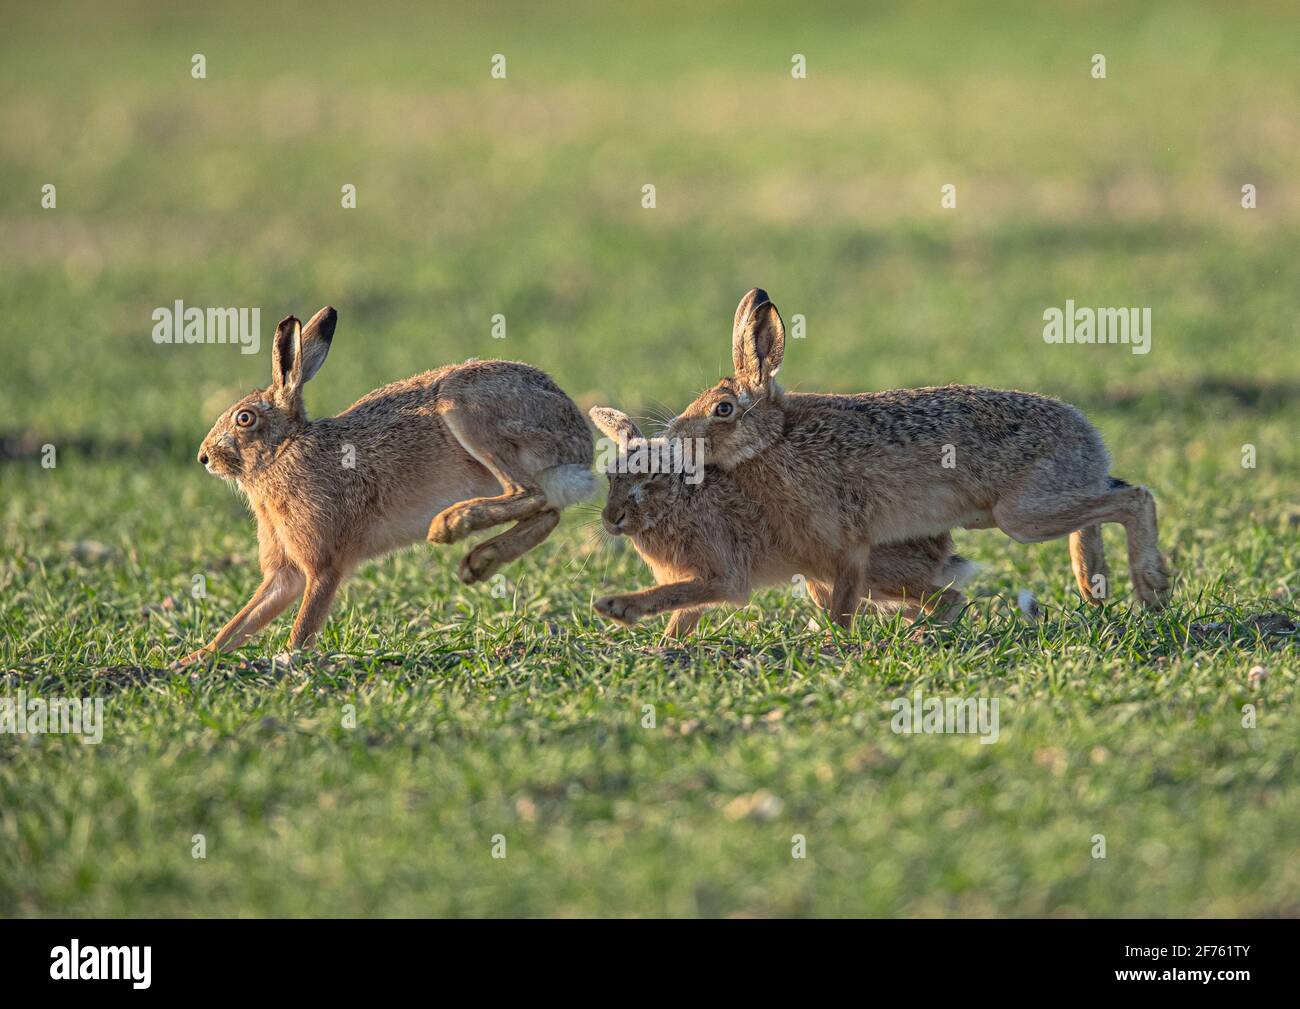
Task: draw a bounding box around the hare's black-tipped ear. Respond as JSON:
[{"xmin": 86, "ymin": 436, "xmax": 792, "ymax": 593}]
[
  {"xmin": 589, "ymin": 406, "xmax": 644, "ymax": 442},
  {"xmin": 271, "ymin": 315, "xmax": 303, "ymax": 390},
  {"xmin": 299, "ymin": 306, "xmax": 336, "ymax": 383},
  {"xmin": 732, "ymin": 293, "xmax": 784, "ymax": 392},
  {"xmin": 732, "ymin": 288, "xmax": 770, "ymax": 340}
]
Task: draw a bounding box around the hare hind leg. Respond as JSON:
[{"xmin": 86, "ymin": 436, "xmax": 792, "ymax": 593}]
[
  {"xmin": 1068, "ymin": 525, "xmax": 1109, "ymax": 605},
  {"xmin": 894, "ymin": 588, "xmax": 966, "ymax": 624},
  {"xmin": 810, "ymin": 573, "xmax": 964, "ymax": 628},
  {"xmin": 864, "ymin": 540, "xmax": 970, "ymax": 624},
  {"xmin": 428, "ymin": 410, "xmax": 550, "ymax": 546},
  {"xmin": 459, "ymin": 508, "xmax": 561, "ymax": 584},
  {"xmin": 823, "ymin": 557, "xmax": 958, "ymax": 635},
  {"xmin": 995, "ymin": 480, "xmax": 1170, "ymax": 608}
]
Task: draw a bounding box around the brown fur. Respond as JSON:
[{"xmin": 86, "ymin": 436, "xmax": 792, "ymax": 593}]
[
  {"xmin": 657, "ymin": 288, "xmax": 1172, "ymax": 621},
  {"xmin": 177, "ymin": 308, "xmax": 594, "ymax": 666},
  {"xmin": 589, "ymin": 408, "xmax": 973, "ymax": 634}
]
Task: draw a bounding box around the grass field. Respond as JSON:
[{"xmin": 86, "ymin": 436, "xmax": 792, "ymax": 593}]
[{"xmin": 1, "ymin": 0, "xmax": 1298, "ymax": 917}]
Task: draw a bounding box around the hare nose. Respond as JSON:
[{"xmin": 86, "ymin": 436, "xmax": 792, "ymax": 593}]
[
  {"xmin": 611, "ymin": 510, "xmax": 627, "ymax": 528},
  {"xmin": 198, "ymin": 451, "xmax": 210, "ymax": 466}
]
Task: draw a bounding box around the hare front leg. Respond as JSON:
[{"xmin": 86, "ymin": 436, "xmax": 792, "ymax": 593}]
[
  {"xmin": 595, "ymin": 578, "xmax": 743, "ymax": 627},
  {"xmin": 286, "ymin": 569, "xmax": 344, "ymax": 650},
  {"xmin": 827, "ymin": 553, "xmax": 869, "ymax": 630},
  {"xmin": 175, "ymin": 565, "xmax": 305, "ymax": 667},
  {"xmin": 664, "ymin": 608, "xmax": 705, "ymax": 638}
]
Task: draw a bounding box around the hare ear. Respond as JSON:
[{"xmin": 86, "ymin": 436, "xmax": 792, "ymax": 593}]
[
  {"xmin": 298, "ymin": 306, "xmax": 337, "ymax": 383},
  {"xmin": 589, "ymin": 406, "xmax": 644, "ymax": 442},
  {"xmin": 732, "ymin": 294, "xmax": 785, "ymax": 392},
  {"xmin": 271, "ymin": 315, "xmax": 303, "ymax": 392},
  {"xmin": 732, "ymin": 288, "xmax": 770, "ymax": 341}
]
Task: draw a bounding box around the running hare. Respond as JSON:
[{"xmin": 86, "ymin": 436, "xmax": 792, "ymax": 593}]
[
  {"xmin": 178, "ymin": 307, "xmax": 594, "ymax": 666},
  {"xmin": 589, "ymin": 406, "xmax": 975, "ymax": 635},
  {"xmin": 660, "ymin": 288, "xmax": 1171, "ymax": 627}
]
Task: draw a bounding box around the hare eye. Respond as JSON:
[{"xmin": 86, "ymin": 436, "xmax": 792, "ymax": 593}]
[
  {"xmin": 234, "ymin": 409, "xmax": 257, "ymax": 429},
  {"xmin": 714, "ymin": 402, "xmax": 734, "ymax": 417}
]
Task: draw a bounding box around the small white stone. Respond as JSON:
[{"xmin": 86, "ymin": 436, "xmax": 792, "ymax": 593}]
[{"xmin": 1248, "ymin": 665, "xmax": 1268, "ymax": 686}]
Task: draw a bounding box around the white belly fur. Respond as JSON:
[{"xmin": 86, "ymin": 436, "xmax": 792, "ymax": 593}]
[{"xmin": 362, "ymin": 472, "xmax": 501, "ymax": 559}]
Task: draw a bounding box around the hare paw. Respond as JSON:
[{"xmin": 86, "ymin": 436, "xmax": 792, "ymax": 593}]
[
  {"xmin": 595, "ymin": 594, "xmax": 645, "ymax": 626},
  {"xmin": 459, "ymin": 543, "xmax": 502, "ymax": 584},
  {"xmin": 1134, "ymin": 553, "xmax": 1172, "ymax": 609},
  {"xmin": 272, "ymin": 650, "xmax": 301, "ymax": 673},
  {"xmin": 428, "ymin": 505, "xmax": 474, "ymax": 545},
  {"xmin": 173, "ymin": 648, "xmax": 215, "ymax": 671}
]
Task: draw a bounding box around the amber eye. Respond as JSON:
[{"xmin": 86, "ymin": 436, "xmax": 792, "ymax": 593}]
[
  {"xmin": 234, "ymin": 409, "xmax": 257, "ymax": 429},
  {"xmin": 714, "ymin": 401, "xmax": 734, "ymax": 417}
]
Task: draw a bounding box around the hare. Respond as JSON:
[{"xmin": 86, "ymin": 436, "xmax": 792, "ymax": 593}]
[
  {"xmin": 660, "ymin": 288, "xmax": 1171, "ymax": 627},
  {"xmin": 588, "ymin": 407, "xmax": 976, "ymax": 636},
  {"xmin": 177, "ymin": 307, "xmax": 594, "ymax": 666}
]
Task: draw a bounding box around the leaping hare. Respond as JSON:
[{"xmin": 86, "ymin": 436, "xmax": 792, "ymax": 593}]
[
  {"xmin": 178, "ymin": 307, "xmax": 594, "ymax": 666},
  {"xmin": 656, "ymin": 288, "xmax": 1171, "ymax": 628},
  {"xmin": 588, "ymin": 407, "xmax": 975, "ymax": 635}
]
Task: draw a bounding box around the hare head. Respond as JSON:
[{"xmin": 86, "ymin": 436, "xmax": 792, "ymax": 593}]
[
  {"xmin": 668, "ymin": 288, "xmax": 786, "ymax": 468},
  {"xmin": 197, "ymin": 307, "xmax": 337, "ymax": 484},
  {"xmin": 590, "ymin": 407, "xmax": 684, "ymax": 537}
]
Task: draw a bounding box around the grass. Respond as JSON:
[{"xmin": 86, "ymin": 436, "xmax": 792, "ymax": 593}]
[{"xmin": 1, "ymin": 0, "xmax": 1297, "ymax": 917}]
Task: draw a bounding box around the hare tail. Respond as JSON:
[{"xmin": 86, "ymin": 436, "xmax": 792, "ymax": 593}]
[
  {"xmin": 941, "ymin": 555, "xmax": 979, "ymax": 589},
  {"xmin": 537, "ymin": 464, "xmax": 597, "ymax": 510}
]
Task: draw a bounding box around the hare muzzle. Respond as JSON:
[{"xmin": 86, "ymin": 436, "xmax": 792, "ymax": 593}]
[{"xmin": 603, "ymin": 509, "xmax": 627, "ymax": 535}]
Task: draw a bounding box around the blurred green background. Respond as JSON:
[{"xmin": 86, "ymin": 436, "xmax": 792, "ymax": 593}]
[{"xmin": 1, "ymin": 1, "xmax": 1297, "ymax": 917}]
